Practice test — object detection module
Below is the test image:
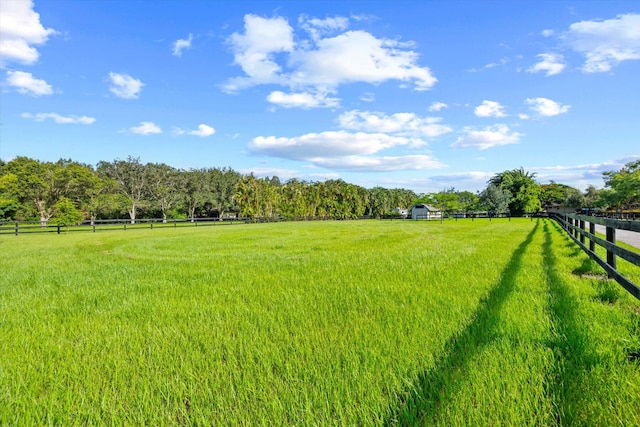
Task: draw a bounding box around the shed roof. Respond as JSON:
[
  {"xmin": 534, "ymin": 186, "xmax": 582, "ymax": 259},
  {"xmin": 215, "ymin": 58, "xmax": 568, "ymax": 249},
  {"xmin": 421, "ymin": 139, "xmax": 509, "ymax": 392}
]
[{"xmin": 412, "ymin": 203, "xmax": 440, "ymax": 211}]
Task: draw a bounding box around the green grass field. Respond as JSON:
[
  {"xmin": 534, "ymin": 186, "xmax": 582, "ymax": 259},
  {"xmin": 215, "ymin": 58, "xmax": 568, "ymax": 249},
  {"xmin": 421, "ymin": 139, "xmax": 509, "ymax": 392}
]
[{"xmin": 1, "ymin": 218, "xmax": 639, "ymax": 426}]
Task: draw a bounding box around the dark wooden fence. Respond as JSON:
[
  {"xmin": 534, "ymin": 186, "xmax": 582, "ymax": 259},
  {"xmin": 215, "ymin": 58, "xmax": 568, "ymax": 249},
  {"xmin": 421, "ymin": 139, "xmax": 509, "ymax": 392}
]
[
  {"xmin": 551, "ymin": 213, "xmax": 640, "ymax": 301},
  {"xmin": 0, "ymin": 215, "xmax": 373, "ymax": 235},
  {"xmin": 0, "ymin": 217, "xmax": 248, "ymax": 235}
]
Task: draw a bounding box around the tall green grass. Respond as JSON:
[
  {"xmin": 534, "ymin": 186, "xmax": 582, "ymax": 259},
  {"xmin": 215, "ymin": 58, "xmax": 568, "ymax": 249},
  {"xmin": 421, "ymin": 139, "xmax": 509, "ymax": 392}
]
[{"xmin": 1, "ymin": 219, "xmax": 638, "ymax": 425}]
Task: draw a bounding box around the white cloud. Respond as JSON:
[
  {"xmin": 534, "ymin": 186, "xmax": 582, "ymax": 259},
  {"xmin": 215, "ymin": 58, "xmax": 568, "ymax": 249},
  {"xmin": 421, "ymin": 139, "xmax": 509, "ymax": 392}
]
[
  {"xmin": 566, "ymin": 13, "xmax": 640, "ymax": 72},
  {"xmin": 174, "ymin": 123, "xmax": 215, "ymax": 137},
  {"xmin": 21, "ymin": 112, "xmax": 95, "ymax": 124},
  {"xmin": 172, "ymin": 33, "xmax": 193, "ymax": 56},
  {"xmin": 290, "ymin": 30, "xmax": 436, "ymax": 91},
  {"xmin": 541, "ymin": 29, "xmax": 554, "ymax": 37},
  {"xmin": 248, "ymin": 130, "xmax": 445, "ymax": 172},
  {"xmin": 337, "ymin": 110, "xmax": 451, "ymax": 138},
  {"xmin": 130, "ymin": 121, "xmax": 162, "ymax": 135},
  {"xmin": 452, "ymin": 124, "xmax": 522, "ymax": 150},
  {"xmin": 109, "ymin": 72, "xmax": 144, "ymax": 99},
  {"xmin": 249, "ymin": 131, "xmax": 410, "ymax": 160},
  {"xmin": 360, "ymin": 92, "xmax": 375, "ymax": 102},
  {"xmin": 474, "ymin": 100, "xmax": 506, "ymax": 118},
  {"xmin": 428, "ymin": 102, "xmax": 448, "ymax": 112},
  {"xmin": 530, "ymin": 156, "xmax": 640, "ymax": 190},
  {"xmin": 5, "ymin": 70, "xmax": 52, "ymax": 96},
  {"xmin": 267, "ymin": 90, "xmax": 340, "ymax": 108},
  {"xmin": 299, "ymin": 15, "xmax": 349, "ymax": 41},
  {"xmin": 468, "ymin": 57, "xmax": 509, "ymax": 72},
  {"xmin": 527, "ymin": 53, "xmax": 566, "ymax": 76},
  {"xmin": 0, "ymin": 0, "xmax": 56, "ymax": 68},
  {"xmin": 224, "ymin": 14, "xmax": 436, "ymax": 100},
  {"xmin": 224, "ymin": 14, "xmax": 294, "ymax": 91},
  {"xmin": 189, "ymin": 124, "xmax": 215, "ymax": 137},
  {"xmin": 526, "ymin": 97, "xmax": 570, "ymax": 116},
  {"xmin": 313, "ymin": 154, "xmax": 444, "ymax": 172}
]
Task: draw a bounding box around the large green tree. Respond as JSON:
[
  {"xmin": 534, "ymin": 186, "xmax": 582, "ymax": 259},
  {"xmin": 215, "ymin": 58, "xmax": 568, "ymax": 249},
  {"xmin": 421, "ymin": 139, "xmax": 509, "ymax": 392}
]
[
  {"xmin": 183, "ymin": 169, "xmax": 209, "ymax": 220},
  {"xmin": 0, "ymin": 172, "xmax": 20, "ymax": 220},
  {"xmin": 97, "ymin": 156, "xmax": 148, "ymax": 223},
  {"xmin": 599, "ymin": 160, "xmax": 640, "ymax": 210},
  {"xmin": 488, "ymin": 167, "xmax": 541, "ymax": 215},
  {"xmin": 539, "ymin": 181, "xmax": 584, "ymax": 210},
  {"xmin": 479, "ymin": 184, "xmax": 511, "ymax": 214},
  {"xmin": 3, "ymin": 157, "xmax": 58, "ymax": 225},
  {"xmin": 147, "ymin": 163, "xmax": 184, "ymax": 222}
]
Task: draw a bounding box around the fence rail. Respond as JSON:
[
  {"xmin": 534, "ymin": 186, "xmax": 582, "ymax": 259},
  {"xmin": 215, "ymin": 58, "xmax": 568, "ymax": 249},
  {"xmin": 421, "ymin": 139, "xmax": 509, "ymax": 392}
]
[
  {"xmin": 0, "ymin": 217, "xmax": 249, "ymax": 235},
  {"xmin": 0, "ymin": 215, "xmax": 377, "ymax": 235},
  {"xmin": 551, "ymin": 213, "xmax": 640, "ymax": 301}
]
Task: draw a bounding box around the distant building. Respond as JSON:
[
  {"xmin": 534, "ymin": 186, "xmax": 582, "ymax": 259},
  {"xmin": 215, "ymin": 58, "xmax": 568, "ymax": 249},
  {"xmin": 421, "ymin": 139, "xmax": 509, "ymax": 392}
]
[
  {"xmin": 393, "ymin": 207, "xmax": 408, "ymax": 218},
  {"xmin": 410, "ymin": 203, "xmax": 442, "ymax": 220}
]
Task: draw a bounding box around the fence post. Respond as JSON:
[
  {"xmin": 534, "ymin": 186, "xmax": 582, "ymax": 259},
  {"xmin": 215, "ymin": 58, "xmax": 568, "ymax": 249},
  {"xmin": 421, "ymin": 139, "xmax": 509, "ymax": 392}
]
[
  {"xmin": 606, "ymin": 225, "xmax": 616, "ymax": 276},
  {"xmin": 150, "ymin": 220, "xmax": 153, "ymax": 230},
  {"xmin": 15, "ymin": 222, "xmax": 19, "ymax": 236},
  {"xmin": 174, "ymin": 219, "xmax": 177, "ymax": 228},
  {"xmin": 57, "ymin": 225, "xmax": 61, "ymax": 234},
  {"xmin": 589, "ymin": 222, "xmax": 595, "ymax": 251},
  {"xmin": 579, "ymin": 219, "xmax": 585, "ymax": 244}
]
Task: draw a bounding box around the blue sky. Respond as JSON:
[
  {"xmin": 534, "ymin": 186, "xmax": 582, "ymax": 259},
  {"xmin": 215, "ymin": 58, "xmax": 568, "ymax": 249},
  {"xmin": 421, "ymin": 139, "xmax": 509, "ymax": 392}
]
[{"xmin": 1, "ymin": 0, "xmax": 638, "ymax": 194}]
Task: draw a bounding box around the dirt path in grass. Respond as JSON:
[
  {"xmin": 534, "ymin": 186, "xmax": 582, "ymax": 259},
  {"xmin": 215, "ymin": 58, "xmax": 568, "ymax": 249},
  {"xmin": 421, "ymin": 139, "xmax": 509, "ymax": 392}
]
[{"xmin": 594, "ymin": 225, "xmax": 640, "ymax": 248}]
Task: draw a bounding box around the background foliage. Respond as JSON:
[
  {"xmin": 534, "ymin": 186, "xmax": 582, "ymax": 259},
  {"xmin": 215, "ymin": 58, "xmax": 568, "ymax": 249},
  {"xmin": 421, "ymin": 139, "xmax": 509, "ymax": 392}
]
[{"xmin": 1, "ymin": 156, "xmax": 638, "ymax": 224}]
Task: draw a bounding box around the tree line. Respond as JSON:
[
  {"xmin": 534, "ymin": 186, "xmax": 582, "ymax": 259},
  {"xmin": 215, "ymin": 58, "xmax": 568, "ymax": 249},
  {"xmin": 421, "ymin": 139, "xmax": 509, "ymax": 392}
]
[{"xmin": 0, "ymin": 156, "xmax": 638, "ymax": 225}]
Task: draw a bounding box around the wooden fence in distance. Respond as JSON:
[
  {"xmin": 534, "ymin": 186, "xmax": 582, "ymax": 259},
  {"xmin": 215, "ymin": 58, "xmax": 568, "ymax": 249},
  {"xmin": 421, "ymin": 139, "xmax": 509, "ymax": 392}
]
[
  {"xmin": 0, "ymin": 217, "xmax": 248, "ymax": 235},
  {"xmin": 551, "ymin": 213, "xmax": 640, "ymax": 301}
]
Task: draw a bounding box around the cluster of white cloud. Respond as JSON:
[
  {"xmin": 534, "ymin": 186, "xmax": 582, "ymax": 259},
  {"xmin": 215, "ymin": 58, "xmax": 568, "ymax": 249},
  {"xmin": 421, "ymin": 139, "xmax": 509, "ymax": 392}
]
[
  {"xmin": 224, "ymin": 14, "xmax": 437, "ymax": 109},
  {"xmin": 472, "ymin": 98, "xmax": 570, "ymax": 121},
  {"xmin": 21, "ymin": 112, "xmax": 95, "ymax": 124},
  {"xmin": 525, "ymin": 97, "xmax": 570, "ymax": 117},
  {"xmin": 454, "ymin": 97, "xmax": 570, "ymax": 150},
  {"xmin": 108, "ymin": 72, "xmax": 144, "ymax": 99},
  {"xmin": 267, "ymin": 90, "xmax": 340, "ymax": 109},
  {"xmin": 338, "ymin": 110, "xmax": 451, "ymax": 138},
  {"xmin": 0, "ymin": 0, "xmax": 55, "ymax": 67},
  {"xmin": 3, "ymin": 3, "xmax": 635, "ymax": 185},
  {"xmin": 567, "ymin": 13, "xmax": 640, "ymax": 73},
  {"xmin": 173, "ymin": 124, "xmax": 216, "ymax": 137},
  {"xmin": 3, "ymin": 2, "xmax": 217, "ymax": 140},
  {"xmin": 474, "ymin": 100, "xmax": 506, "ymax": 118},
  {"xmin": 1, "ymin": 1, "xmax": 56, "ymax": 96},
  {"xmin": 452, "ymin": 125, "xmax": 523, "ymax": 150},
  {"xmin": 5, "ymin": 70, "xmax": 52, "ymax": 96},
  {"xmin": 129, "ymin": 121, "xmax": 162, "ymax": 135},
  {"xmin": 249, "ymin": 91, "xmax": 574, "ymax": 170},
  {"xmin": 249, "ymin": 109, "xmax": 450, "ymax": 172},
  {"xmin": 428, "ymin": 102, "xmax": 448, "ymax": 112},
  {"xmin": 529, "ymin": 13, "xmax": 640, "ymax": 76},
  {"xmin": 124, "ymin": 122, "xmax": 215, "ymax": 137},
  {"xmin": 527, "ymin": 53, "xmax": 566, "ymax": 76},
  {"xmin": 172, "ymin": 34, "xmax": 193, "ymax": 57}
]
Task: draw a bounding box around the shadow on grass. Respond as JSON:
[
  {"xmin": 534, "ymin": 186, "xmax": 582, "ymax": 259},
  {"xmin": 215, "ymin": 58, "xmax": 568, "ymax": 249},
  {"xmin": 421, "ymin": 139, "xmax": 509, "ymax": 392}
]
[
  {"xmin": 542, "ymin": 221, "xmax": 597, "ymax": 425},
  {"xmin": 572, "ymin": 257, "xmax": 604, "ymax": 277},
  {"xmin": 384, "ymin": 221, "xmax": 540, "ymax": 426}
]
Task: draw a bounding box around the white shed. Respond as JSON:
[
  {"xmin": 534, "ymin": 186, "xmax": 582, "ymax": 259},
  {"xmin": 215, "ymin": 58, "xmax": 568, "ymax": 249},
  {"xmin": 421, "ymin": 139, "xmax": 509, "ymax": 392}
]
[{"xmin": 410, "ymin": 204, "xmax": 442, "ymax": 220}]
